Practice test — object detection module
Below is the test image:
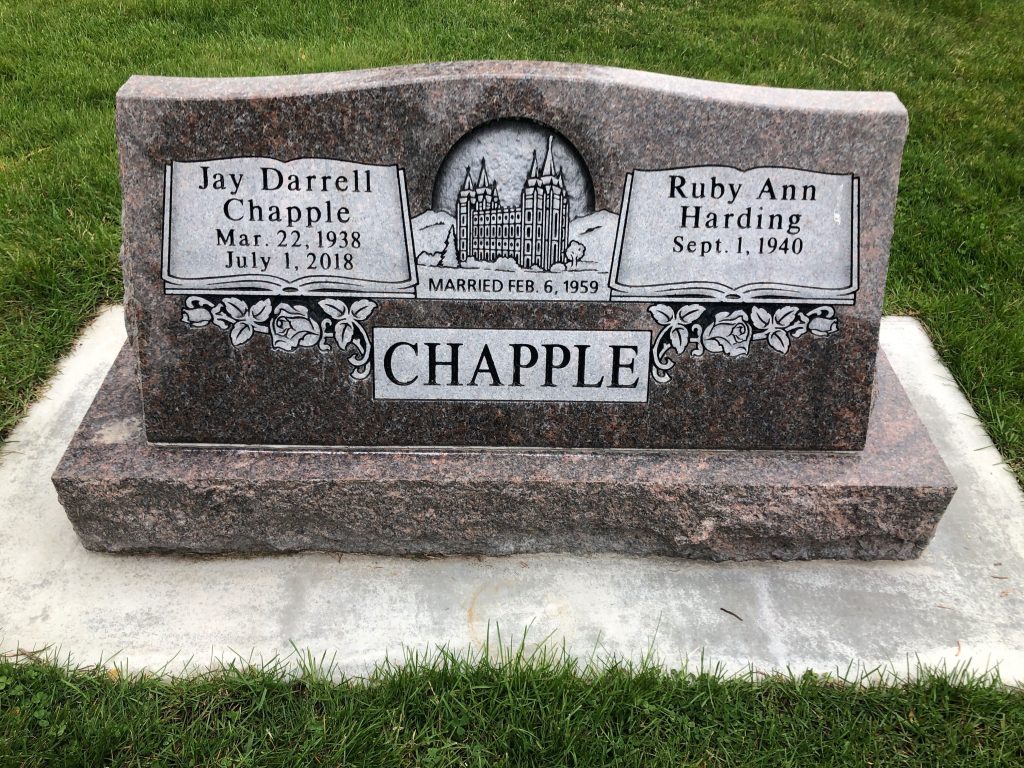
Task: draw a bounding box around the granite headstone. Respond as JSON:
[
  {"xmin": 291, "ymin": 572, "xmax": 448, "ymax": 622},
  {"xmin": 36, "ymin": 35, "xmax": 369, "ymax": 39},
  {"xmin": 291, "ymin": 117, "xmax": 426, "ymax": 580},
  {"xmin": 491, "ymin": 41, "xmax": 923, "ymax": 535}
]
[
  {"xmin": 117, "ymin": 62, "xmax": 899, "ymax": 450},
  {"xmin": 54, "ymin": 62, "xmax": 956, "ymax": 558}
]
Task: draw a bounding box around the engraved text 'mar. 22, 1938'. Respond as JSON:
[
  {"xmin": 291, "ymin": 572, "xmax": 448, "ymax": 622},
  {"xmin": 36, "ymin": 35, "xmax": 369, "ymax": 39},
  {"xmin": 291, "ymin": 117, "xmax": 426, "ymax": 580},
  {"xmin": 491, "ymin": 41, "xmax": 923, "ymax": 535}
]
[{"xmin": 163, "ymin": 157, "xmax": 417, "ymax": 296}]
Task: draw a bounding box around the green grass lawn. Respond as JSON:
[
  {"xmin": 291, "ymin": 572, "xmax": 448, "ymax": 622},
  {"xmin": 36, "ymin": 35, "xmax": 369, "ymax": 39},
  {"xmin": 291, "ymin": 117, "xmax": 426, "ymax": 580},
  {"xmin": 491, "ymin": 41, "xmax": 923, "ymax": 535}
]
[
  {"xmin": 2, "ymin": 649, "xmax": 1023, "ymax": 766},
  {"xmin": 3, "ymin": 4, "xmax": 1023, "ymax": 759},
  {"xmin": 0, "ymin": 0, "xmax": 1021, "ymax": 479}
]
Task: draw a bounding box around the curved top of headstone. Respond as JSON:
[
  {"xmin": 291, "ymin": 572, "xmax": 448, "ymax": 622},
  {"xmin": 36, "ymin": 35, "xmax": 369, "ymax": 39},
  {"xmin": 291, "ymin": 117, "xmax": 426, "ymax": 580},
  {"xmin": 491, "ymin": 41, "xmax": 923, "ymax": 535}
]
[
  {"xmin": 118, "ymin": 61, "xmax": 907, "ymax": 220},
  {"xmin": 119, "ymin": 60, "xmax": 905, "ymax": 114}
]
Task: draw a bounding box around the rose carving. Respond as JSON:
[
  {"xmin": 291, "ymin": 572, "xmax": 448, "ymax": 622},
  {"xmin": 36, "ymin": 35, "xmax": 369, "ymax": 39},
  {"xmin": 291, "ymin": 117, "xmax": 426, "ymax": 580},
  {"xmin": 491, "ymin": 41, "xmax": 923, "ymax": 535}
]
[
  {"xmin": 808, "ymin": 315, "xmax": 839, "ymax": 336},
  {"xmin": 179, "ymin": 296, "xmax": 376, "ymax": 380},
  {"xmin": 702, "ymin": 310, "xmax": 751, "ymax": 357},
  {"xmin": 270, "ymin": 303, "xmax": 321, "ymax": 352},
  {"xmin": 181, "ymin": 305, "xmax": 212, "ymax": 328},
  {"xmin": 646, "ymin": 302, "xmax": 841, "ymax": 378}
]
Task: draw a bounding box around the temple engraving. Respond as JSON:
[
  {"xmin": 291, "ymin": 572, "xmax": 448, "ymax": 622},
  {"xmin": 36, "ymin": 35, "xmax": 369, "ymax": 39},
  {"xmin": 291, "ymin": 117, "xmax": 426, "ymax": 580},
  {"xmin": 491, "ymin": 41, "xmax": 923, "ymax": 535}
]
[
  {"xmin": 455, "ymin": 136, "xmax": 570, "ymax": 271},
  {"xmin": 415, "ymin": 124, "xmax": 615, "ymax": 302}
]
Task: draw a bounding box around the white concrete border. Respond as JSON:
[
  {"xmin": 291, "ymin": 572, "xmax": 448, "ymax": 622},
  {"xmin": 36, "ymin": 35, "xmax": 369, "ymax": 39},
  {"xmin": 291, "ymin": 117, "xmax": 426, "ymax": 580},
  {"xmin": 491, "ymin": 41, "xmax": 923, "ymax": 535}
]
[{"xmin": 1, "ymin": 309, "xmax": 1021, "ymax": 679}]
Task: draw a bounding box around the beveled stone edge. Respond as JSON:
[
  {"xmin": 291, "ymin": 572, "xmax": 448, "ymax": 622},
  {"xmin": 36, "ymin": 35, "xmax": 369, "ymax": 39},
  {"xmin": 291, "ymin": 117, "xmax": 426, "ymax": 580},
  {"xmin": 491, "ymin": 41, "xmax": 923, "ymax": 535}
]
[{"xmin": 117, "ymin": 60, "xmax": 907, "ymax": 117}]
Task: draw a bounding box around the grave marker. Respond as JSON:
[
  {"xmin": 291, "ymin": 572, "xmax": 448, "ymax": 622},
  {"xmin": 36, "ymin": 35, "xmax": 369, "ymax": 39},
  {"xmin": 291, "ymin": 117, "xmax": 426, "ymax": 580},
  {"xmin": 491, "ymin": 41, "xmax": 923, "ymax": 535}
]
[{"xmin": 54, "ymin": 62, "xmax": 955, "ymax": 559}]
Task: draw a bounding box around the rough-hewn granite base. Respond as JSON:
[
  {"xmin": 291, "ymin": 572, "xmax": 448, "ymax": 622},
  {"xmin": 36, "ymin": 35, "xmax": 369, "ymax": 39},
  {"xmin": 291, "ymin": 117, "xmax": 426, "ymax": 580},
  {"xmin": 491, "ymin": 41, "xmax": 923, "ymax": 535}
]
[{"xmin": 53, "ymin": 344, "xmax": 955, "ymax": 560}]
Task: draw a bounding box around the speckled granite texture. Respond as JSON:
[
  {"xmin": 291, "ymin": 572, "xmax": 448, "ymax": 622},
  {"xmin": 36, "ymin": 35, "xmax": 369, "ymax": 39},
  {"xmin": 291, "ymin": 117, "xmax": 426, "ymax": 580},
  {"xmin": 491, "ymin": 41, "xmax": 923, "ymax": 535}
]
[
  {"xmin": 117, "ymin": 62, "xmax": 908, "ymax": 450},
  {"xmin": 53, "ymin": 343, "xmax": 954, "ymax": 560}
]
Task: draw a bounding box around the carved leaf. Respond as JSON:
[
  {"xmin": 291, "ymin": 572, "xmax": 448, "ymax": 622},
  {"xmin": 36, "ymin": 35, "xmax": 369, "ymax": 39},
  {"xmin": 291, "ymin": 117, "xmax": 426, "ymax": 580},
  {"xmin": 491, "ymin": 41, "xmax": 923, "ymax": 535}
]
[
  {"xmin": 676, "ymin": 304, "xmax": 705, "ymax": 324},
  {"xmin": 229, "ymin": 322, "xmax": 254, "ymax": 347},
  {"xmin": 221, "ymin": 297, "xmax": 248, "ymax": 320},
  {"xmin": 350, "ymin": 299, "xmax": 377, "ymax": 321},
  {"xmin": 670, "ymin": 327, "xmax": 687, "ymax": 354},
  {"xmin": 336, "ymin": 322, "xmax": 354, "ymax": 350},
  {"xmin": 649, "ymin": 304, "xmax": 675, "ymax": 325},
  {"xmin": 750, "ymin": 306, "xmax": 772, "ymax": 330},
  {"xmin": 250, "ymin": 299, "xmax": 272, "ymax": 323},
  {"xmin": 318, "ymin": 299, "xmax": 350, "ymax": 321},
  {"xmin": 774, "ymin": 306, "xmax": 798, "ymax": 327},
  {"xmin": 767, "ymin": 329, "xmax": 790, "ymax": 354}
]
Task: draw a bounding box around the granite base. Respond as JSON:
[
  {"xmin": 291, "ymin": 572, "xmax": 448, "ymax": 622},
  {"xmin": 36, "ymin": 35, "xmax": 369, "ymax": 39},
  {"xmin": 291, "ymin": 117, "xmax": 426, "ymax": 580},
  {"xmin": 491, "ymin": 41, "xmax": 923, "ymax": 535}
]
[{"xmin": 52, "ymin": 344, "xmax": 955, "ymax": 560}]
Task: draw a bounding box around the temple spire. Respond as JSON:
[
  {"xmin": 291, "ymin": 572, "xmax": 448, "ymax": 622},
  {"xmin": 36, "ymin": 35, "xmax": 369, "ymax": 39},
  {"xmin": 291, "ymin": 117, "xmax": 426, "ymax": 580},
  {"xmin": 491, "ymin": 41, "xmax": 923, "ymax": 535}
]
[
  {"xmin": 540, "ymin": 135, "xmax": 556, "ymax": 177},
  {"xmin": 476, "ymin": 158, "xmax": 491, "ymax": 188},
  {"xmin": 461, "ymin": 165, "xmax": 474, "ymax": 191},
  {"xmin": 527, "ymin": 150, "xmax": 538, "ymax": 178}
]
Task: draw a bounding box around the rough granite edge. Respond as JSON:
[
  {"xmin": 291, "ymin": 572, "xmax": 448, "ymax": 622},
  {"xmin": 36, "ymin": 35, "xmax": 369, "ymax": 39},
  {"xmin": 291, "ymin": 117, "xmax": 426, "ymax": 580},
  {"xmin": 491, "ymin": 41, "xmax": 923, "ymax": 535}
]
[
  {"xmin": 116, "ymin": 61, "xmax": 907, "ymax": 117},
  {"xmin": 52, "ymin": 344, "xmax": 955, "ymax": 560}
]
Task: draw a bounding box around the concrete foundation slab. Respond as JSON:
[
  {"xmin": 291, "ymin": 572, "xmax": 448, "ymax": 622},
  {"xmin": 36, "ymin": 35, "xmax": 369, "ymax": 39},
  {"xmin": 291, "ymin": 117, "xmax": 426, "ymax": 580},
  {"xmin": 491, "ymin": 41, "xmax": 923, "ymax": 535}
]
[{"xmin": 1, "ymin": 309, "xmax": 1022, "ymax": 677}]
